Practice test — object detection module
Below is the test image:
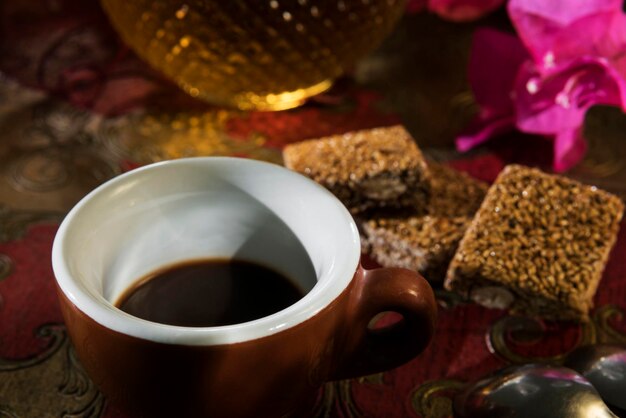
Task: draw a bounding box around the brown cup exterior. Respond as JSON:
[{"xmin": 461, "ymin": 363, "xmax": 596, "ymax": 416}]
[{"xmin": 58, "ymin": 263, "xmax": 437, "ymax": 418}]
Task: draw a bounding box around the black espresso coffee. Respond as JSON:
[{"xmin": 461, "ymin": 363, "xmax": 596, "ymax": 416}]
[{"xmin": 116, "ymin": 259, "xmax": 305, "ymax": 327}]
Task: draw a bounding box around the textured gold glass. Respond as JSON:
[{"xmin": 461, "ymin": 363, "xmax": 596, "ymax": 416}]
[{"xmin": 101, "ymin": 0, "xmax": 406, "ymax": 110}]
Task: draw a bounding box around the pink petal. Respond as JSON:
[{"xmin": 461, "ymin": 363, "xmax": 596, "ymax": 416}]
[
  {"xmin": 553, "ymin": 128, "xmax": 587, "ymax": 172},
  {"xmin": 508, "ymin": 0, "xmax": 622, "ymax": 26},
  {"xmin": 602, "ymin": 13, "xmax": 626, "ymax": 77},
  {"xmin": 428, "ymin": 0, "xmax": 505, "ymax": 21},
  {"xmin": 508, "ymin": 0, "xmax": 626, "ymax": 73},
  {"xmin": 514, "ymin": 57, "xmax": 626, "ymax": 135},
  {"xmin": 457, "ymin": 29, "xmax": 526, "ymax": 152},
  {"xmin": 456, "ymin": 114, "xmax": 516, "ymax": 152},
  {"xmin": 469, "ymin": 29, "xmax": 529, "ymax": 111}
]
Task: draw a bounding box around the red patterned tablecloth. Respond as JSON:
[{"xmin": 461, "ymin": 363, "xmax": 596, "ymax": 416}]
[{"xmin": 1, "ymin": 1, "xmax": 626, "ymax": 417}]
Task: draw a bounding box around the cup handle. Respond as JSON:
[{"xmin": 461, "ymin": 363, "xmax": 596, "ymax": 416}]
[{"xmin": 329, "ymin": 265, "xmax": 437, "ymax": 380}]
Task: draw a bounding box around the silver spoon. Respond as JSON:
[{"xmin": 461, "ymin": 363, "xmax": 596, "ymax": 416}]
[
  {"xmin": 454, "ymin": 363, "xmax": 617, "ymax": 418},
  {"xmin": 564, "ymin": 344, "xmax": 626, "ymax": 416}
]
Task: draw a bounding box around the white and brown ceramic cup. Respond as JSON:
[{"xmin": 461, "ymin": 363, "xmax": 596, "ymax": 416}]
[{"xmin": 52, "ymin": 157, "xmax": 437, "ymax": 418}]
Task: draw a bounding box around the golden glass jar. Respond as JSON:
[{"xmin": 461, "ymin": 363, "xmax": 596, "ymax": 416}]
[{"xmin": 101, "ymin": 0, "xmax": 406, "ymax": 110}]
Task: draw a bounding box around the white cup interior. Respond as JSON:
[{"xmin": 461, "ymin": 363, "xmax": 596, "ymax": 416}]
[
  {"xmin": 97, "ymin": 181, "xmax": 319, "ymax": 304},
  {"xmin": 53, "ymin": 157, "xmax": 361, "ymax": 345}
]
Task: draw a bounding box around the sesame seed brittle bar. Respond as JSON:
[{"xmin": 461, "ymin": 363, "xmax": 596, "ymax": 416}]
[
  {"xmin": 361, "ymin": 163, "xmax": 488, "ymax": 282},
  {"xmin": 282, "ymin": 125, "xmax": 431, "ymax": 214},
  {"xmin": 445, "ymin": 165, "xmax": 624, "ymax": 322},
  {"xmin": 425, "ymin": 162, "xmax": 489, "ymax": 218},
  {"xmin": 362, "ymin": 215, "xmax": 471, "ymax": 282}
]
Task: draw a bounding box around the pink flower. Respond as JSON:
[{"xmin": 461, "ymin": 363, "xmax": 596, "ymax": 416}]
[
  {"xmin": 406, "ymin": 0, "xmax": 505, "ymax": 21},
  {"xmin": 429, "ymin": 0, "xmax": 506, "ymax": 21},
  {"xmin": 514, "ymin": 57, "xmax": 626, "ymax": 171},
  {"xmin": 458, "ymin": 0, "xmax": 626, "ymax": 171},
  {"xmin": 509, "ymin": 0, "xmax": 626, "ymax": 73}
]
